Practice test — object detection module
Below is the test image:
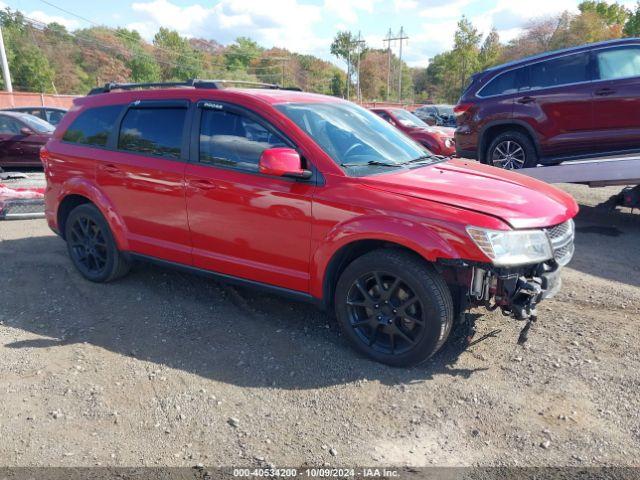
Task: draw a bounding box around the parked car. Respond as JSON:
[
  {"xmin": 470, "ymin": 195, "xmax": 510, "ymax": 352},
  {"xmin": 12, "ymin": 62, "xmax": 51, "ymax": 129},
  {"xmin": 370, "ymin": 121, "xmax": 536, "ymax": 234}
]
[
  {"xmin": 371, "ymin": 107, "xmax": 456, "ymax": 156},
  {"xmin": 0, "ymin": 112, "xmax": 54, "ymax": 168},
  {"xmin": 414, "ymin": 104, "xmax": 456, "ymax": 127},
  {"xmin": 455, "ymin": 38, "xmax": 640, "ymax": 169},
  {"xmin": 43, "ymin": 80, "xmax": 577, "ymax": 366},
  {"xmin": 3, "ymin": 107, "xmax": 67, "ymax": 126}
]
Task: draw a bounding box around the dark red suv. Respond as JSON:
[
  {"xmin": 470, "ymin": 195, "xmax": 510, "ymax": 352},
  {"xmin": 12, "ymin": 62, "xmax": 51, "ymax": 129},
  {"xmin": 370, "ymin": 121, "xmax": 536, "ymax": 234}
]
[
  {"xmin": 43, "ymin": 80, "xmax": 577, "ymax": 366},
  {"xmin": 455, "ymin": 38, "xmax": 640, "ymax": 169}
]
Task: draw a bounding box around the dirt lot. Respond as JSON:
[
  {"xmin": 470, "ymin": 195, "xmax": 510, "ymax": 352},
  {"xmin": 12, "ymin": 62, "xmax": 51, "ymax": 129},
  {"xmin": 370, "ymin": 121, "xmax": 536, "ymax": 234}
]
[{"xmin": 0, "ymin": 184, "xmax": 638, "ymax": 468}]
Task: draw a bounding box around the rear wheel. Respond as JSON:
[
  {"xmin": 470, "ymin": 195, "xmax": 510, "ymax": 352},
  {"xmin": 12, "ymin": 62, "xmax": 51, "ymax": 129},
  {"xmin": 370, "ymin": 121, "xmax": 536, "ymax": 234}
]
[
  {"xmin": 64, "ymin": 203, "xmax": 130, "ymax": 282},
  {"xmin": 334, "ymin": 250, "xmax": 454, "ymax": 367},
  {"xmin": 486, "ymin": 131, "xmax": 537, "ymax": 169}
]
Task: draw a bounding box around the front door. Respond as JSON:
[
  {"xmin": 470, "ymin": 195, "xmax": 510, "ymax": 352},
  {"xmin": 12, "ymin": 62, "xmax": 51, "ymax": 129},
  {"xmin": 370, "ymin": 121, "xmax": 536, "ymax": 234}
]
[
  {"xmin": 185, "ymin": 102, "xmax": 315, "ymax": 293},
  {"xmin": 96, "ymin": 101, "xmax": 191, "ymax": 264},
  {"xmin": 591, "ymin": 45, "xmax": 640, "ymax": 153}
]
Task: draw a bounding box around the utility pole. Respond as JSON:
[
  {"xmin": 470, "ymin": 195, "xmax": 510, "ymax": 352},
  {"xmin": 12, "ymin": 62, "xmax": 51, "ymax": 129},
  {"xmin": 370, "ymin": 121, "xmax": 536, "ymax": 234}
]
[
  {"xmin": 354, "ymin": 31, "xmax": 365, "ymax": 102},
  {"xmin": 346, "ymin": 48, "xmax": 351, "ymax": 100},
  {"xmin": 383, "ymin": 28, "xmax": 393, "ymax": 101},
  {"xmin": 0, "ymin": 25, "xmax": 12, "ymax": 92},
  {"xmin": 397, "ymin": 26, "xmax": 408, "ymax": 103}
]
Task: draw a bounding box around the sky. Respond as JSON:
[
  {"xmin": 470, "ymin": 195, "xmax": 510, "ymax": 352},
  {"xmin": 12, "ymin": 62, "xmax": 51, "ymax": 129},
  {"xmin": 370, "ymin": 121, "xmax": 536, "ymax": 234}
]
[{"xmin": 4, "ymin": 0, "xmax": 638, "ymax": 68}]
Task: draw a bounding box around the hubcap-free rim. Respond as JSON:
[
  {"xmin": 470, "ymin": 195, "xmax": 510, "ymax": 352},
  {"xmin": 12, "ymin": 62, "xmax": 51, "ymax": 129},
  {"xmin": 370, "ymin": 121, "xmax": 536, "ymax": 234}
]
[
  {"xmin": 346, "ymin": 271, "xmax": 425, "ymax": 355},
  {"xmin": 69, "ymin": 215, "xmax": 108, "ymax": 274},
  {"xmin": 492, "ymin": 140, "xmax": 525, "ymax": 169}
]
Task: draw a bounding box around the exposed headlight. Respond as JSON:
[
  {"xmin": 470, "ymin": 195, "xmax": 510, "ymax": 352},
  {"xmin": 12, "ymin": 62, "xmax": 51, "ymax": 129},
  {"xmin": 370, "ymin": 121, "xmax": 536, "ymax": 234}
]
[
  {"xmin": 466, "ymin": 226, "xmax": 553, "ymax": 266},
  {"xmin": 444, "ymin": 138, "xmax": 454, "ymax": 148}
]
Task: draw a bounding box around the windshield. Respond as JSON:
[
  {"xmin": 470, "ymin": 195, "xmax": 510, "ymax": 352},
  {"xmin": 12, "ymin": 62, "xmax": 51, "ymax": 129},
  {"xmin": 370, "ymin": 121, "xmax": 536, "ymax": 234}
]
[
  {"xmin": 276, "ymin": 102, "xmax": 437, "ymax": 176},
  {"xmin": 20, "ymin": 114, "xmax": 55, "ymax": 133},
  {"xmin": 392, "ymin": 109, "xmax": 428, "ymax": 128}
]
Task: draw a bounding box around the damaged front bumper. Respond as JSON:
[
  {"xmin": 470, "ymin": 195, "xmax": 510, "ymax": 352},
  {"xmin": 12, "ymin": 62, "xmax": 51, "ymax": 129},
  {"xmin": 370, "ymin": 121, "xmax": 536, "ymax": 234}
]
[{"xmin": 469, "ymin": 262, "xmax": 562, "ymax": 320}]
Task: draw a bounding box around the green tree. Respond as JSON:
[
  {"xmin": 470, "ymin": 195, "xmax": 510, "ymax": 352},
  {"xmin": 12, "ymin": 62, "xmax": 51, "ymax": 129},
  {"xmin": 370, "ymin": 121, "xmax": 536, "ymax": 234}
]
[
  {"xmin": 624, "ymin": 2, "xmax": 640, "ymax": 35},
  {"xmin": 479, "ymin": 28, "xmax": 502, "ymax": 68},
  {"xmin": 579, "ymin": 0, "xmax": 629, "ymax": 26},
  {"xmin": 225, "ymin": 37, "xmax": 263, "ymax": 71},
  {"xmin": 451, "ymin": 16, "xmax": 482, "ymax": 99},
  {"xmin": 153, "ymin": 27, "xmax": 203, "ymax": 80}
]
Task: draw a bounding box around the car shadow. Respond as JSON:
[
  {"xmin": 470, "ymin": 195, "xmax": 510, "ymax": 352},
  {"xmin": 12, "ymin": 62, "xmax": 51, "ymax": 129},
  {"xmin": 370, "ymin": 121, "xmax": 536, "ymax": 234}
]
[
  {"xmin": 570, "ymin": 204, "xmax": 640, "ymax": 288},
  {"xmin": 1, "ymin": 234, "xmax": 488, "ymax": 391}
]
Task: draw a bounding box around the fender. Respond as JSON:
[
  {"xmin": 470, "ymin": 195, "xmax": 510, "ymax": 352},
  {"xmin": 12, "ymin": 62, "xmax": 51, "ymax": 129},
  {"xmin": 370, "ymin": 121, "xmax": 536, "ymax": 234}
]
[
  {"xmin": 309, "ymin": 215, "xmax": 464, "ymax": 299},
  {"xmin": 58, "ymin": 177, "xmax": 130, "ymax": 251},
  {"xmin": 478, "ymin": 119, "xmax": 542, "ymax": 161}
]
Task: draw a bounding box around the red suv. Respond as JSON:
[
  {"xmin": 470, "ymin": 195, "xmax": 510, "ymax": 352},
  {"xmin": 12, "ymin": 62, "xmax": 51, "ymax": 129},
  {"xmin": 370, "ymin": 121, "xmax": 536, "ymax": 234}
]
[
  {"xmin": 370, "ymin": 107, "xmax": 456, "ymax": 156},
  {"xmin": 455, "ymin": 38, "xmax": 640, "ymax": 169},
  {"xmin": 43, "ymin": 80, "xmax": 578, "ymax": 366}
]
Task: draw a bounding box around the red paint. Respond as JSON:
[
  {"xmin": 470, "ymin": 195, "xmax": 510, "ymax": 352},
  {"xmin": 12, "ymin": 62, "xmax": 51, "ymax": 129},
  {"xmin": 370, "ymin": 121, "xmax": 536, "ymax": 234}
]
[
  {"xmin": 370, "ymin": 107, "xmax": 456, "ymax": 156},
  {"xmin": 45, "ymin": 87, "xmax": 578, "ymax": 301},
  {"xmin": 258, "ymin": 148, "xmax": 304, "ymax": 177}
]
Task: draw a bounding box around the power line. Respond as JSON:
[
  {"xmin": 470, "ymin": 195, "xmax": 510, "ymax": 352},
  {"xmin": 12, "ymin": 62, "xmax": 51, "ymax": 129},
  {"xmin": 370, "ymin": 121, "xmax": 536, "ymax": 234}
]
[{"xmin": 384, "ymin": 27, "xmax": 409, "ymax": 102}]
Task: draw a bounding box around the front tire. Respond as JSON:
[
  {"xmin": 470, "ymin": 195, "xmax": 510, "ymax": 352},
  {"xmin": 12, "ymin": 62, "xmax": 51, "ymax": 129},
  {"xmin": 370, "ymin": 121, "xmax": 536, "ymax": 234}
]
[
  {"xmin": 334, "ymin": 249, "xmax": 454, "ymax": 367},
  {"xmin": 486, "ymin": 131, "xmax": 537, "ymax": 169},
  {"xmin": 64, "ymin": 203, "xmax": 130, "ymax": 283}
]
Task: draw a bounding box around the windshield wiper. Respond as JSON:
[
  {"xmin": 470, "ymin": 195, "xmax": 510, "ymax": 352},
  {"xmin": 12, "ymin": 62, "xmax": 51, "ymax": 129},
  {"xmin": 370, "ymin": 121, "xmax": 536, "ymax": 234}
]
[
  {"xmin": 406, "ymin": 154, "xmax": 436, "ymax": 164},
  {"xmin": 340, "ymin": 160, "xmax": 404, "ymax": 168}
]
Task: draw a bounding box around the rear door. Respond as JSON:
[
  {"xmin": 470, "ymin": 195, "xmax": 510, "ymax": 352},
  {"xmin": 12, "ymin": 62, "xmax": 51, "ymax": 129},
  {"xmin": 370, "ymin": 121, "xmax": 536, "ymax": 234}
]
[
  {"xmin": 96, "ymin": 100, "xmax": 191, "ymax": 264},
  {"xmin": 590, "ymin": 44, "xmax": 640, "ymax": 153},
  {"xmin": 184, "ymin": 101, "xmax": 315, "ymax": 292},
  {"xmin": 514, "ymin": 52, "xmax": 593, "ymax": 158}
]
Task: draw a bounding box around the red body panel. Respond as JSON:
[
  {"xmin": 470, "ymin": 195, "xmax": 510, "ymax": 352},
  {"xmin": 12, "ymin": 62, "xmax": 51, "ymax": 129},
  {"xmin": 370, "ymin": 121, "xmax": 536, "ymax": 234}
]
[{"xmin": 45, "ymin": 88, "xmax": 578, "ymax": 301}]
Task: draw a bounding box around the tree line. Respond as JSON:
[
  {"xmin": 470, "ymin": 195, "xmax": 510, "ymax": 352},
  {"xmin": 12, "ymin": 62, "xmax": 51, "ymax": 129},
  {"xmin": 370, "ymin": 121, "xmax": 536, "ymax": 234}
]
[
  {"xmin": 414, "ymin": 0, "xmax": 640, "ymax": 104},
  {"xmin": 0, "ymin": 8, "xmax": 346, "ymax": 96}
]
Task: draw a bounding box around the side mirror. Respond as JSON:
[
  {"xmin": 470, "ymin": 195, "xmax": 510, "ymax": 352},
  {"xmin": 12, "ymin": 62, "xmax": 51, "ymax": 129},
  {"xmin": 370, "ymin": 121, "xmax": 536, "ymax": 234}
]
[
  {"xmin": 20, "ymin": 127, "xmax": 33, "ymax": 136},
  {"xmin": 259, "ymin": 148, "xmax": 312, "ymax": 180}
]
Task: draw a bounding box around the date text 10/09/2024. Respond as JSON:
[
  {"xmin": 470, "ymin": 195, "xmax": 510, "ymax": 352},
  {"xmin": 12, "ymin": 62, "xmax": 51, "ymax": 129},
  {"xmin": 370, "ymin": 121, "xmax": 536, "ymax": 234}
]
[{"xmin": 232, "ymin": 468, "xmax": 400, "ymax": 477}]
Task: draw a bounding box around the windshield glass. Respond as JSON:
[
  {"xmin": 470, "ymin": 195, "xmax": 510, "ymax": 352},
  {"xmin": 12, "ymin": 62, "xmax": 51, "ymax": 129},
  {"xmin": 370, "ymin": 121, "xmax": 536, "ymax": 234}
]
[
  {"xmin": 392, "ymin": 109, "xmax": 428, "ymax": 128},
  {"xmin": 276, "ymin": 102, "xmax": 436, "ymax": 176},
  {"xmin": 20, "ymin": 114, "xmax": 55, "ymax": 133}
]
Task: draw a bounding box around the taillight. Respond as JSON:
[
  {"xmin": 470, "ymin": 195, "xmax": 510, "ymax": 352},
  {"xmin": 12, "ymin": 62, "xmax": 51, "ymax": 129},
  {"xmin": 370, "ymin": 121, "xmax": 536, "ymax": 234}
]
[
  {"xmin": 453, "ymin": 103, "xmax": 473, "ymax": 117},
  {"xmin": 40, "ymin": 146, "xmax": 50, "ymax": 167}
]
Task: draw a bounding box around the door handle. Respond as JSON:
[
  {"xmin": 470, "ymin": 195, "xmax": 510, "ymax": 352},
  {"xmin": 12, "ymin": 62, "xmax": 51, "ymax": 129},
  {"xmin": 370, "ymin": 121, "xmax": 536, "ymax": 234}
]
[
  {"xmin": 100, "ymin": 164, "xmax": 121, "ymax": 174},
  {"xmin": 595, "ymin": 87, "xmax": 615, "ymax": 96},
  {"xmin": 517, "ymin": 96, "xmax": 535, "ymax": 104},
  {"xmin": 189, "ymin": 179, "xmax": 217, "ymax": 190}
]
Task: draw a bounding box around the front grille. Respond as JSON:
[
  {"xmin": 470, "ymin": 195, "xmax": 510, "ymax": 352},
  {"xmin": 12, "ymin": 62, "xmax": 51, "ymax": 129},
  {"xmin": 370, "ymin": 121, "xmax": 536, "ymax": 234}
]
[{"xmin": 545, "ymin": 219, "xmax": 575, "ymax": 266}]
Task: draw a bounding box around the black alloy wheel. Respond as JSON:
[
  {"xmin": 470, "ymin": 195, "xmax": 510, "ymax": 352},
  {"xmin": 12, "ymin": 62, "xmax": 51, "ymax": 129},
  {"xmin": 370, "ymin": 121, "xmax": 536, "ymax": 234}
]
[
  {"xmin": 346, "ymin": 271, "xmax": 425, "ymax": 355},
  {"xmin": 335, "ymin": 249, "xmax": 454, "ymax": 367},
  {"xmin": 64, "ymin": 203, "xmax": 130, "ymax": 282}
]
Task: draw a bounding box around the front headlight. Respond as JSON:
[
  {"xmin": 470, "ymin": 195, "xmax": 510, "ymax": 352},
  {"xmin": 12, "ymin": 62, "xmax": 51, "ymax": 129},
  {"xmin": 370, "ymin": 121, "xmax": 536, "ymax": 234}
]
[
  {"xmin": 444, "ymin": 138, "xmax": 454, "ymax": 148},
  {"xmin": 466, "ymin": 226, "xmax": 553, "ymax": 266}
]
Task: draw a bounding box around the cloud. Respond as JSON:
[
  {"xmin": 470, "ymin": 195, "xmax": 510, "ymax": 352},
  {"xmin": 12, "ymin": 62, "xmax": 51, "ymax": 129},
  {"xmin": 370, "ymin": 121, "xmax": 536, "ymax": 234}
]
[
  {"xmin": 323, "ymin": 0, "xmax": 379, "ymax": 24},
  {"xmin": 127, "ymin": 0, "xmax": 326, "ymax": 56},
  {"xmin": 25, "ymin": 9, "xmax": 81, "ymax": 30}
]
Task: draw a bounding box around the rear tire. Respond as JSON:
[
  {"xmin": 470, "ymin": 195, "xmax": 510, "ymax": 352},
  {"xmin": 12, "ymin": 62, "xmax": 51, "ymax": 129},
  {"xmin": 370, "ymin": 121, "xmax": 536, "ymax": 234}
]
[
  {"xmin": 64, "ymin": 203, "xmax": 130, "ymax": 283},
  {"xmin": 334, "ymin": 249, "xmax": 454, "ymax": 367},
  {"xmin": 486, "ymin": 131, "xmax": 537, "ymax": 169}
]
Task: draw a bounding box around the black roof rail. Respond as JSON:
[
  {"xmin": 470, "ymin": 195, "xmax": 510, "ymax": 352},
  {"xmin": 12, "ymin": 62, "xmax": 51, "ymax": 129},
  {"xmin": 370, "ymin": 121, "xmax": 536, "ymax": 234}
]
[{"xmin": 88, "ymin": 79, "xmax": 302, "ymax": 95}]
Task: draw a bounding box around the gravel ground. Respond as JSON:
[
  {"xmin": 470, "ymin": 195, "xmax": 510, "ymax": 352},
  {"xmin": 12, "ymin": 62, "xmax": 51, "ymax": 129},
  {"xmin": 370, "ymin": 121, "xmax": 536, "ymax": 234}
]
[{"xmin": 0, "ymin": 183, "xmax": 638, "ymax": 468}]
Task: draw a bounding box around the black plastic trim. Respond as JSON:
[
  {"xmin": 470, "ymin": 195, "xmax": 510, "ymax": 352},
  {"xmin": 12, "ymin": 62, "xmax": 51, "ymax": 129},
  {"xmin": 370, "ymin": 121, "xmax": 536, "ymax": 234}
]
[{"xmin": 129, "ymin": 253, "xmax": 321, "ymax": 306}]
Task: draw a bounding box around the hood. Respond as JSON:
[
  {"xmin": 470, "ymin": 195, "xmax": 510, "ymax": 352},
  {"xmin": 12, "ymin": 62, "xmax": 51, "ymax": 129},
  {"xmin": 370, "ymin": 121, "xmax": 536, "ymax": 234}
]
[
  {"xmin": 406, "ymin": 125, "xmax": 453, "ymax": 138},
  {"xmin": 363, "ymin": 158, "xmax": 578, "ymax": 229}
]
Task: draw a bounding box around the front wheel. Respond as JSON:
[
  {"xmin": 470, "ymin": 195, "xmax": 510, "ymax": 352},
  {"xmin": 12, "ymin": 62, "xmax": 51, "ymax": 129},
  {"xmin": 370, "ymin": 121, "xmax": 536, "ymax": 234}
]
[
  {"xmin": 486, "ymin": 131, "xmax": 537, "ymax": 169},
  {"xmin": 334, "ymin": 250, "xmax": 454, "ymax": 367}
]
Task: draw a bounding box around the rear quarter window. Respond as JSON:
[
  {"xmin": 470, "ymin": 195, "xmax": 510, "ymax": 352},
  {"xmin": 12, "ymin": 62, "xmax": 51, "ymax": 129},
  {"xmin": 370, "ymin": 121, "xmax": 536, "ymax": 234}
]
[
  {"xmin": 529, "ymin": 52, "xmax": 590, "ymax": 89},
  {"xmin": 62, "ymin": 105, "xmax": 123, "ymax": 147},
  {"xmin": 478, "ymin": 69, "xmax": 519, "ymax": 97}
]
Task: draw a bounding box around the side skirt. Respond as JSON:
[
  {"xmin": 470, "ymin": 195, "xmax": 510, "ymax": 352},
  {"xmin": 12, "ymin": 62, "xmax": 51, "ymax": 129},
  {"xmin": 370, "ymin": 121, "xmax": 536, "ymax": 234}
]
[{"xmin": 128, "ymin": 253, "xmax": 323, "ymax": 308}]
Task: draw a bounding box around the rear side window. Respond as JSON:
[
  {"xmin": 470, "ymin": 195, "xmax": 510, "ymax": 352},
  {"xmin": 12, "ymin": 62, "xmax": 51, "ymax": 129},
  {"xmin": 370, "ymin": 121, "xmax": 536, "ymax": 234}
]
[
  {"xmin": 63, "ymin": 105, "xmax": 123, "ymax": 147},
  {"xmin": 596, "ymin": 47, "xmax": 640, "ymax": 80},
  {"xmin": 0, "ymin": 115, "xmax": 21, "ymax": 134},
  {"xmin": 118, "ymin": 107, "xmax": 186, "ymax": 159},
  {"xmin": 478, "ymin": 69, "xmax": 519, "ymax": 97},
  {"xmin": 199, "ymin": 109, "xmax": 287, "ymax": 172},
  {"xmin": 529, "ymin": 53, "xmax": 590, "ymax": 90}
]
